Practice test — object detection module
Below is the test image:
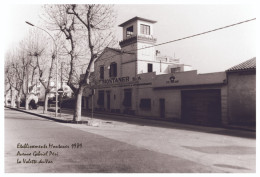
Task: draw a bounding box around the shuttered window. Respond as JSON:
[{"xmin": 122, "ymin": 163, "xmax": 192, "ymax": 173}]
[
  {"xmin": 109, "ymin": 62, "xmax": 117, "ymax": 78},
  {"xmin": 141, "ymin": 24, "xmax": 150, "ymax": 35}
]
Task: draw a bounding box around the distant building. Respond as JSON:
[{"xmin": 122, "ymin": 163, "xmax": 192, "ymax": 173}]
[{"xmin": 30, "ymin": 80, "xmax": 73, "ymax": 101}]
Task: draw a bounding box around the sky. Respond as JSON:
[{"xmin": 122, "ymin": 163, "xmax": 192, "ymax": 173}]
[{"xmin": 2, "ymin": 2, "xmax": 257, "ymax": 74}]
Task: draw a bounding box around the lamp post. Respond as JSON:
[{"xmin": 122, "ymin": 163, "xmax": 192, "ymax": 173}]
[{"xmin": 25, "ymin": 21, "xmax": 59, "ymax": 117}]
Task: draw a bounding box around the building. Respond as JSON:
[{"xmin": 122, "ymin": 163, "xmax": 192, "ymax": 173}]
[
  {"xmin": 35, "ymin": 80, "xmax": 73, "ymax": 101},
  {"xmin": 82, "ymin": 16, "xmax": 255, "ymax": 128},
  {"xmin": 226, "ymin": 57, "xmax": 256, "ymax": 127}
]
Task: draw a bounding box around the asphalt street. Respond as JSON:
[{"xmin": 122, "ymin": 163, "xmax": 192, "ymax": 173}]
[{"xmin": 5, "ymin": 108, "xmax": 256, "ymax": 173}]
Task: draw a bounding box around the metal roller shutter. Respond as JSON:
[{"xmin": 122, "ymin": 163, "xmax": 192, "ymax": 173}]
[{"xmin": 181, "ymin": 89, "xmax": 221, "ymax": 126}]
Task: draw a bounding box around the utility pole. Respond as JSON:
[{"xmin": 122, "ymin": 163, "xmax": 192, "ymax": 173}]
[
  {"xmin": 26, "ymin": 61, "xmax": 29, "ymax": 110},
  {"xmin": 91, "ymin": 89, "xmax": 95, "ymax": 118},
  {"xmin": 35, "ymin": 78, "xmax": 37, "ymax": 93},
  {"xmin": 61, "ymin": 63, "xmax": 63, "ymax": 88},
  {"xmin": 60, "ymin": 62, "xmax": 63, "ymax": 117}
]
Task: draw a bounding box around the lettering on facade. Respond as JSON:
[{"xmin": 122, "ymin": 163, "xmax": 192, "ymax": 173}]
[{"xmin": 99, "ymin": 76, "xmax": 141, "ymax": 85}]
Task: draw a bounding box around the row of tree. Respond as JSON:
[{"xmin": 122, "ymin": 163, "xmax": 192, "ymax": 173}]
[{"xmin": 4, "ymin": 4, "xmax": 117, "ymax": 121}]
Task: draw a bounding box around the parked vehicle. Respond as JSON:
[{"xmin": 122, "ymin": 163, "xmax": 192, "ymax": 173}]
[
  {"xmin": 47, "ymin": 103, "xmax": 60, "ymax": 113},
  {"xmin": 29, "ymin": 99, "xmax": 38, "ymax": 109}
]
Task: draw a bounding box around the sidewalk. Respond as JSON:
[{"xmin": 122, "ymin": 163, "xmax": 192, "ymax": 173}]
[
  {"xmin": 5, "ymin": 106, "xmax": 256, "ymax": 135},
  {"xmin": 5, "ymin": 106, "xmax": 88, "ymax": 124}
]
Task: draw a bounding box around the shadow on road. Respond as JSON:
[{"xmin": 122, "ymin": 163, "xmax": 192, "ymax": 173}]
[
  {"xmin": 6, "ymin": 107, "xmax": 255, "ymax": 139},
  {"xmin": 6, "ymin": 116, "xmax": 51, "ymax": 122},
  {"xmin": 66, "ymin": 109, "xmax": 255, "ymax": 139}
]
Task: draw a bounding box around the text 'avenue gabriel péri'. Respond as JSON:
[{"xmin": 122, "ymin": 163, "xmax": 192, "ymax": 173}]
[{"xmin": 16, "ymin": 143, "xmax": 82, "ymax": 164}]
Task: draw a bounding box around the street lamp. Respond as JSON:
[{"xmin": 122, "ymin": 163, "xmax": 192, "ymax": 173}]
[{"xmin": 25, "ymin": 21, "xmax": 59, "ymax": 117}]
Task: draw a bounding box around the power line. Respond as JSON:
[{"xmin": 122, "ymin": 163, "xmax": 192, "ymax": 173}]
[
  {"xmin": 136, "ymin": 18, "xmax": 256, "ymax": 51},
  {"xmin": 75, "ymin": 18, "xmax": 256, "ymax": 67}
]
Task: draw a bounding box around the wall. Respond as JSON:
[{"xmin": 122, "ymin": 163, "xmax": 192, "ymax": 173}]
[
  {"xmin": 184, "ymin": 65, "xmax": 193, "ymax": 72},
  {"xmin": 121, "ymin": 45, "xmax": 137, "ymax": 61},
  {"xmin": 122, "ymin": 62, "xmax": 136, "ymax": 77},
  {"xmin": 137, "ymin": 42, "xmax": 155, "ymax": 61},
  {"xmin": 152, "ymin": 89, "xmax": 181, "ymax": 119},
  {"xmin": 153, "ymin": 70, "xmax": 226, "ymax": 88},
  {"xmin": 227, "ymin": 71, "xmax": 256, "ymax": 125},
  {"xmin": 137, "ymin": 60, "xmax": 174, "ymax": 75},
  {"xmin": 95, "ymin": 50, "xmax": 122, "ymax": 80}
]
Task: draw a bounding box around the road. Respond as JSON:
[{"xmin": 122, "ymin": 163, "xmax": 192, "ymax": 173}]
[{"xmin": 5, "ymin": 108, "xmax": 255, "ymax": 173}]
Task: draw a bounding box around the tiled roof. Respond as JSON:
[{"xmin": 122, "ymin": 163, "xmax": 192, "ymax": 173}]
[
  {"xmin": 226, "ymin": 57, "xmax": 256, "ymax": 72},
  {"xmin": 119, "ymin": 16, "xmax": 157, "ymax": 27},
  {"xmin": 107, "ymin": 47, "xmax": 122, "ymax": 53},
  {"xmin": 107, "ymin": 47, "xmax": 134, "ymax": 54}
]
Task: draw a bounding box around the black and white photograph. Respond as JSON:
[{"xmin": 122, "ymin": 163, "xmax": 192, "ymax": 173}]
[{"xmin": 2, "ymin": 0, "xmax": 258, "ymax": 174}]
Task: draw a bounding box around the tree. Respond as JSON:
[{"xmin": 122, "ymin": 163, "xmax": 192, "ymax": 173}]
[
  {"xmin": 10, "ymin": 50, "xmax": 25, "ymax": 108},
  {"xmin": 27, "ymin": 29, "xmax": 56, "ymax": 113},
  {"xmin": 43, "ymin": 4, "xmax": 116, "ymax": 121},
  {"xmin": 5, "ymin": 48, "xmax": 27, "ymax": 108},
  {"xmin": 12, "ymin": 33, "xmax": 41, "ymax": 110},
  {"xmin": 5, "ymin": 57, "xmax": 16, "ymax": 107}
]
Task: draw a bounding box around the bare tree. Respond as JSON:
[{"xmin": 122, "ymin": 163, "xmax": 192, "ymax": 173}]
[
  {"xmin": 17, "ymin": 34, "xmax": 40, "ymax": 110},
  {"xmin": 27, "ymin": 29, "xmax": 56, "ymax": 113},
  {"xmin": 43, "ymin": 4, "xmax": 82, "ymax": 120},
  {"xmin": 5, "ymin": 48, "xmax": 27, "ymax": 108},
  {"xmin": 10, "ymin": 50, "xmax": 25, "ymax": 108},
  {"xmin": 5, "ymin": 57, "xmax": 16, "ymax": 107},
  {"xmin": 42, "ymin": 4, "xmax": 116, "ymax": 121}
]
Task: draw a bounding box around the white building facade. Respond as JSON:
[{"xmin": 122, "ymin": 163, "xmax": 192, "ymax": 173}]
[{"xmin": 82, "ymin": 17, "xmax": 229, "ymax": 127}]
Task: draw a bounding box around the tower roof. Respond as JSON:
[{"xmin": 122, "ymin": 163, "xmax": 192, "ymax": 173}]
[{"xmin": 119, "ymin": 16, "xmax": 157, "ymax": 27}]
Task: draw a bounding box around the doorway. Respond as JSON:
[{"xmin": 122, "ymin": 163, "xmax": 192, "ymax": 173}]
[
  {"xmin": 106, "ymin": 91, "xmax": 110, "ymax": 110},
  {"xmin": 159, "ymin": 98, "xmax": 165, "ymax": 118}
]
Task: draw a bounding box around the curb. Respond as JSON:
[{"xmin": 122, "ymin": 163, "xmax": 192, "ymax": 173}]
[
  {"xmin": 6, "ymin": 106, "xmax": 255, "ymax": 132},
  {"xmin": 86, "ymin": 111, "xmax": 256, "ymax": 132},
  {"xmin": 222, "ymin": 125, "xmax": 256, "ymax": 132},
  {"xmin": 5, "ymin": 106, "xmax": 88, "ymax": 124}
]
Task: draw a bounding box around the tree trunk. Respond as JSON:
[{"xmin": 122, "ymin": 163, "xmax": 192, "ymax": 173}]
[
  {"xmin": 5, "ymin": 94, "xmax": 9, "ymax": 106},
  {"xmin": 73, "ymin": 87, "xmax": 83, "ymax": 122},
  {"xmin": 25, "ymin": 94, "xmax": 29, "ymax": 110},
  {"xmin": 43, "ymin": 92, "xmax": 49, "ymax": 113},
  {"xmin": 16, "ymin": 94, "xmax": 21, "ymax": 109},
  {"xmin": 11, "ymin": 89, "xmax": 15, "ymax": 108}
]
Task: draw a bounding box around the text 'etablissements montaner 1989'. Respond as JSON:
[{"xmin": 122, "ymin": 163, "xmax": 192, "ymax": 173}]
[{"xmin": 17, "ymin": 143, "xmax": 70, "ymax": 149}]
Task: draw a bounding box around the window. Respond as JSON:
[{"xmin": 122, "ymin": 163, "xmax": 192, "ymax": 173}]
[
  {"xmin": 109, "ymin": 62, "xmax": 117, "ymax": 78},
  {"xmin": 126, "ymin": 26, "xmax": 134, "ymax": 37},
  {"xmin": 139, "ymin": 99, "xmax": 151, "ymax": 110},
  {"xmin": 97, "ymin": 90, "xmax": 104, "ymax": 106},
  {"xmin": 171, "ymin": 67, "xmax": 181, "ymax": 73},
  {"xmin": 123, "ymin": 89, "xmax": 132, "ymax": 107},
  {"xmin": 100, "ymin": 66, "xmax": 104, "ymax": 79},
  {"xmin": 148, "ymin": 63, "xmax": 153, "ymax": 73},
  {"xmin": 140, "ymin": 24, "xmax": 150, "ymax": 35}
]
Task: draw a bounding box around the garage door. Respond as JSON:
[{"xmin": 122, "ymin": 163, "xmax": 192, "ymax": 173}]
[{"xmin": 181, "ymin": 89, "xmax": 221, "ymax": 126}]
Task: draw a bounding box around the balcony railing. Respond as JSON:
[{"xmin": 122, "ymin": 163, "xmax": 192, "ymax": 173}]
[{"xmin": 119, "ymin": 35, "xmax": 157, "ymax": 47}]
